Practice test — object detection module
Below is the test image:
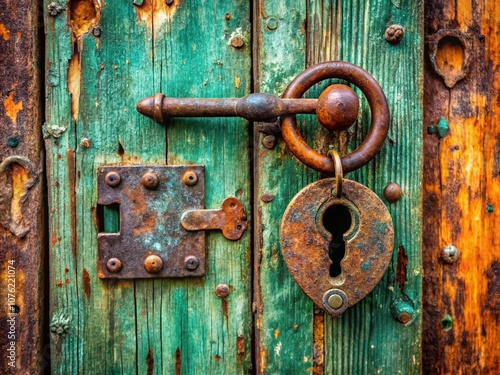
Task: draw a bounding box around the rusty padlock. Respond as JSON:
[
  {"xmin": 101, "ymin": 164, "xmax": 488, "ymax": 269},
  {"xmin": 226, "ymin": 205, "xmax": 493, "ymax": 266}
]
[
  {"xmin": 280, "ymin": 152, "xmax": 394, "ymax": 317},
  {"xmin": 278, "ymin": 63, "xmax": 394, "ymax": 317}
]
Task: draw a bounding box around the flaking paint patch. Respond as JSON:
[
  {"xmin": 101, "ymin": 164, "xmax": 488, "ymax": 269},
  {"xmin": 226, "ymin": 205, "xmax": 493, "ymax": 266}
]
[
  {"xmin": 134, "ymin": 0, "xmax": 182, "ymax": 34},
  {"xmin": 3, "ymin": 89, "xmax": 23, "ymax": 125},
  {"xmin": 0, "ymin": 23, "xmax": 10, "ymax": 40},
  {"xmin": 67, "ymin": 54, "xmax": 81, "ymax": 121}
]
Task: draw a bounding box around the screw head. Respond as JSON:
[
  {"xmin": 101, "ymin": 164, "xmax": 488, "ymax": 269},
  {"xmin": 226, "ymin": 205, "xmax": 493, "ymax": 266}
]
[
  {"xmin": 230, "ymin": 36, "xmax": 245, "ymax": 48},
  {"xmin": 182, "ymin": 170, "xmax": 198, "ymax": 186},
  {"xmin": 327, "ymin": 294, "xmax": 344, "ymax": 309},
  {"xmin": 215, "ymin": 284, "xmax": 230, "ymax": 298},
  {"xmin": 390, "ymin": 298, "xmax": 415, "ymax": 324},
  {"xmin": 144, "ymin": 255, "xmax": 164, "ymax": 273},
  {"xmin": 384, "ymin": 182, "xmax": 403, "ymax": 202},
  {"xmin": 105, "ymin": 171, "xmax": 121, "ymax": 187},
  {"xmin": 385, "ymin": 24, "xmax": 404, "ymax": 45},
  {"xmin": 142, "ymin": 172, "xmax": 159, "ymax": 189},
  {"xmin": 92, "ymin": 27, "xmax": 101, "ymax": 37},
  {"xmin": 184, "ymin": 255, "xmax": 200, "ymax": 271},
  {"xmin": 262, "ymin": 135, "xmax": 277, "ymax": 149},
  {"xmin": 441, "ymin": 245, "xmax": 459, "ymax": 264},
  {"xmin": 316, "ymin": 84, "xmax": 359, "ymax": 132},
  {"xmin": 106, "ymin": 258, "xmax": 122, "ymax": 273},
  {"xmin": 266, "ymin": 17, "xmax": 279, "ymax": 30}
]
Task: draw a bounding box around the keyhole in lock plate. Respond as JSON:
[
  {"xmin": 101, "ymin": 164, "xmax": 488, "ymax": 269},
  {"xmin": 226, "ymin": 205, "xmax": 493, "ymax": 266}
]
[{"xmin": 322, "ymin": 204, "xmax": 352, "ymax": 278}]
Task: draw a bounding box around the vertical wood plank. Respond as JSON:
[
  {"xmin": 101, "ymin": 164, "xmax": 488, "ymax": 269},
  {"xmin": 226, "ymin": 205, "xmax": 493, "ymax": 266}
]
[
  {"xmin": 256, "ymin": 0, "xmax": 423, "ymax": 373},
  {"xmin": 46, "ymin": 0, "xmax": 251, "ymax": 373},
  {"xmin": 0, "ymin": 0, "xmax": 45, "ymax": 373},
  {"xmin": 423, "ymin": 1, "xmax": 500, "ymax": 373}
]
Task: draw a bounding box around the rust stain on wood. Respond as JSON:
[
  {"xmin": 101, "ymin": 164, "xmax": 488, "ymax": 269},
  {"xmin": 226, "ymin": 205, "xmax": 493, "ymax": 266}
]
[
  {"xmin": 396, "ymin": 245, "xmax": 408, "ymax": 294},
  {"xmin": 67, "ymin": 150, "xmax": 77, "ymax": 258},
  {"xmin": 82, "ymin": 268, "xmax": 91, "ymax": 300},
  {"xmin": 312, "ymin": 310, "xmax": 324, "ymax": 375},
  {"xmin": 174, "ymin": 348, "xmax": 181, "ymax": 375},
  {"xmin": 146, "ymin": 347, "xmax": 154, "ymax": 375},
  {"xmin": 3, "ymin": 89, "xmax": 23, "ymax": 125},
  {"xmin": 237, "ymin": 335, "xmax": 245, "ymax": 362}
]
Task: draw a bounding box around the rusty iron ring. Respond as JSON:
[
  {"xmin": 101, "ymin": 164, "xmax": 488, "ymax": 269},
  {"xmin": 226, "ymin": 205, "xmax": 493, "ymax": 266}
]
[
  {"xmin": 281, "ymin": 61, "xmax": 390, "ymax": 174},
  {"xmin": 327, "ymin": 150, "xmax": 343, "ymax": 197}
]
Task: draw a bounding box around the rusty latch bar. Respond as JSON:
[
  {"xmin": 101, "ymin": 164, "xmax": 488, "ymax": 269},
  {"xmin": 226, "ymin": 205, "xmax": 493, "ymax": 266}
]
[{"xmin": 181, "ymin": 197, "xmax": 247, "ymax": 241}]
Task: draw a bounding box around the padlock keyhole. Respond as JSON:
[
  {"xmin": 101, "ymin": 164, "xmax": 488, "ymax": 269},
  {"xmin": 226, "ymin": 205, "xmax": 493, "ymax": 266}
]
[{"xmin": 322, "ymin": 204, "xmax": 352, "ymax": 278}]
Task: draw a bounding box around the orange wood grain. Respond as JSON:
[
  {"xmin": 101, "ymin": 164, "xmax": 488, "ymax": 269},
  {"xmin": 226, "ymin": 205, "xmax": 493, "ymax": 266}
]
[{"xmin": 423, "ymin": 1, "xmax": 500, "ymax": 373}]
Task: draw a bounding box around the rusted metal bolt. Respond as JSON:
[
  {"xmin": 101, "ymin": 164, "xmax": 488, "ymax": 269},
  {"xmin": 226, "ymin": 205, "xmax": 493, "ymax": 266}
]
[
  {"xmin": 317, "ymin": 84, "xmax": 359, "ymax": 132},
  {"xmin": 215, "ymin": 284, "xmax": 230, "ymax": 298},
  {"xmin": 144, "ymin": 255, "xmax": 163, "ymax": 273},
  {"xmin": 80, "ymin": 138, "xmax": 91, "ymax": 148},
  {"xmin": 142, "ymin": 172, "xmax": 159, "ymax": 189},
  {"xmin": 182, "ymin": 170, "xmax": 198, "ymax": 186},
  {"xmin": 262, "ymin": 135, "xmax": 277, "ymax": 149},
  {"xmin": 47, "ymin": 2, "xmax": 63, "ymax": 16},
  {"xmin": 385, "ymin": 24, "xmax": 404, "ymax": 45},
  {"xmin": 327, "ymin": 294, "xmax": 344, "ymax": 309},
  {"xmin": 225, "ymin": 13, "xmax": 231, "ymax": 21},
  {"xmin": 92, "ymin": 27, "xmax": 101, "ymax": 37},
  {"xmin": 105, "ymin": 171, "xmax": 121, "ymax": 187},
  {"xmin": 230, "ymin": 36, "xmax": 245, "ymax": 49},
  {"xmin": 384, "ymin": 182, "xmax": 403, "ymax": 202},
  {"xmin": 184, "ymin": 255, "xmax": 200, "ymax": 271},
  {"xmin": 106, "ymin": 258, "xmax": 122, "ymax": 273},
  {"xmin": 165, "ymin": 0, "xmax": 174, "ymax": 5},
  {"xmin": 441, "ymin": 245, "xmax": 459, "ymax": 264},
  {"xmin": 266, "ymin": 17, "xmax": 279, "ymax": 30},
  {"xmin": 390, "ymin": 298, "xmax": 415, "ymax": 324}
]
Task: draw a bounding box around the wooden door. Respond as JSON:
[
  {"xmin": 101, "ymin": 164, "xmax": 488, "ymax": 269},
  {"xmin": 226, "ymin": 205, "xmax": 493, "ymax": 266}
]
[
  {"xmin": 4, "ymin": 0, "xmax": 500, "ymax": 373},
  {"xmin": 41, "ymin": 0, "xmax": 423, "ymax": 374}
]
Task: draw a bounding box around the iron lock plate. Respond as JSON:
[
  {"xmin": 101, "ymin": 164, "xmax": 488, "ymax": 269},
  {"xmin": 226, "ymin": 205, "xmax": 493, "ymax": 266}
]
[
  {"xmin": 97, "ymin": 165, "xmax": 248, "ymax": 279},
  {"xmin": 97, "ymin": 165, "xmax": 206, "ymax": 279}
]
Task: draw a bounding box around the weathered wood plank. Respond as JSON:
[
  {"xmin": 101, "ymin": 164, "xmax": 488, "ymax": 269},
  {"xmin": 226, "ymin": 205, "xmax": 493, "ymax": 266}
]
[
  {"xmin": 46, "ymin": 0, "xmax": 252, "ymax": 373},
  {"xmin": 422, "ymin": 1, "xmax": 500, "ymax": 373},
  {"xmin": 256, "ymin": 0, "xmax": 423, "ymax": 373},
  {"xmin": 0, "ymin": 1, "xmax": 45, "ymax": 373}
]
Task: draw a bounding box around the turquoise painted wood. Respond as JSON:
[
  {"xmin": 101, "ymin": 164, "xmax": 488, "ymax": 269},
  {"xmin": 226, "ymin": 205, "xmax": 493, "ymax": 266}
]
[
  {"xmin": 45, "ymin": 0, "xmax": 252, "ymax": 373},
  {"xmin": 255, "ymin": 0, "xmax": 423, "ymax": 373}
]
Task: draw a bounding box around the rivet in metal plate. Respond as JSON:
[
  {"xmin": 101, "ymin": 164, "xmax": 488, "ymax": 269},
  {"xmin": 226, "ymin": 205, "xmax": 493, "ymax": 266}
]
[
  {"xmin": 262, "ymin": 134, "xmax": 277, "ymax": 149},
  {"xmin": 105, "ymin": 171, "xmax": 121, "ymax": 187},
  {"xmin": 106, "ymin": 258, "xmax": 122, "ymax": 273},
  {"xmin": 215, "ymin": 284, "xmax": 230, "ymax": 298},
  {"xmin": 328, "ymin": 294, "xmax": 344, "ymax": 309},
  {"xmin": 182, "ymin": 170, "xmax": 198, "ymax": 186},
  {"xmin": 184, "ymin": 255, "xmax": 200, "ymax": 271},
  {"xmin": 144, "ymin": 255, "xmax": 163, "ymax": 273},
  {"xmin": 142, "ymin": 172, "xmax": 159, "ymax": 189}
]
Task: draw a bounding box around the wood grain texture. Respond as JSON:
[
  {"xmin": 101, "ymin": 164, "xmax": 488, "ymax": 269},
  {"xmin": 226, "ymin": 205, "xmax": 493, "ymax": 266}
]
[
  {"xmin": 45, "ymin": 0, "xmax": 252, "ymax": 373},
  {"xmin": 0, "ymin": 0, "xmax": 45, "ymax": 373},
  {"xmin": 255, "ymin": 0, "xmax": 423, "ymax": 373},
  {"xmin": 423, "ymin": 1, "xmax": 500, "ymax": 373}
]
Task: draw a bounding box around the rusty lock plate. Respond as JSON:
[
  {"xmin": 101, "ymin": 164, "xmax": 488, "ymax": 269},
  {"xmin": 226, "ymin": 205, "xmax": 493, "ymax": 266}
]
[
  {"xmin": 97, "ymin": 166, "xmax": 247, "ymax": 279},
  {"xmin": 280, "ymin": 178, "xmax": 394, "ymax": 317}
]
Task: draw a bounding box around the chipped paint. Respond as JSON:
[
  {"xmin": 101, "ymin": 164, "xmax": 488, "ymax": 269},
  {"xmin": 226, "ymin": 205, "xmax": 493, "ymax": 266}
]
[
  {"xmin": 67, "ymin": 54, "xmax": 81, "ymax": 121},
  {"xmin": 3, "ymin": 90, "xmax": 23, "ymax": 125},
  {"xmin": 0, "ymin": 23, "xmax": 10, "ymax": 40},
  {"xmin": 134, "ymin": 0, "xmax": 182, "ymax": 34},
  {"xmin": 43, "ymin": 123, "xmax": 67, "ymax": 138}
]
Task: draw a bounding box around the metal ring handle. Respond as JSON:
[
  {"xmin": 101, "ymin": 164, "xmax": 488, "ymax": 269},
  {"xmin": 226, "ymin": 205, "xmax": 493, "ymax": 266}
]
[{"xmin": 281, "ymin": 61, "xmax": 390, "ymax": 174}]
